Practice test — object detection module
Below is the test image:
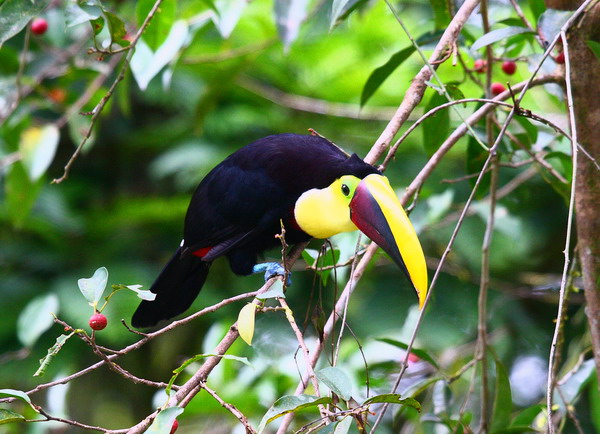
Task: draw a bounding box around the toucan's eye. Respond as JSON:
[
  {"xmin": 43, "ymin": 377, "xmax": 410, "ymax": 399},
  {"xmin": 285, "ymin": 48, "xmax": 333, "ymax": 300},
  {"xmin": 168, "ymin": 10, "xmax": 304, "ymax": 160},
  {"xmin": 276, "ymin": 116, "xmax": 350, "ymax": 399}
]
[{"xmin": 341, "ymin": 184, "xmax": 350, "ymax": 196}]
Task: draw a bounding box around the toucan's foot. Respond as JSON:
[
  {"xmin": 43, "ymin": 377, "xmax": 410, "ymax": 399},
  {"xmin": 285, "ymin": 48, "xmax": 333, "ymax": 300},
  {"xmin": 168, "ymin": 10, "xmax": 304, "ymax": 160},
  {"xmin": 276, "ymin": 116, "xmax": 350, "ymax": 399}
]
[{"xmin": 252, "ymin": 262, "xmax": 292, "ymax": 286}]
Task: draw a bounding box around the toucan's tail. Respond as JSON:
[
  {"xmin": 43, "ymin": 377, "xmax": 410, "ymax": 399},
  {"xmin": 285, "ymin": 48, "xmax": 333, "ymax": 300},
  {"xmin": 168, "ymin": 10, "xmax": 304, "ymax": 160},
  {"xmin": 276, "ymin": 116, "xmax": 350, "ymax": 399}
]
[{"xmin": 132, "ymin": 247, "xmax": 210, "ymax": 328}]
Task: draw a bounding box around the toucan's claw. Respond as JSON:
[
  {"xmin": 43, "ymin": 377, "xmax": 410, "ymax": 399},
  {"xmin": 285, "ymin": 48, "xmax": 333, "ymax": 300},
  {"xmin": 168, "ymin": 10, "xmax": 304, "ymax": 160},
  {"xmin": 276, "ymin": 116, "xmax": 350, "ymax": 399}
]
[{"xmin": 252, "ymin": 262, "xmax": 292, "ymax": 286}]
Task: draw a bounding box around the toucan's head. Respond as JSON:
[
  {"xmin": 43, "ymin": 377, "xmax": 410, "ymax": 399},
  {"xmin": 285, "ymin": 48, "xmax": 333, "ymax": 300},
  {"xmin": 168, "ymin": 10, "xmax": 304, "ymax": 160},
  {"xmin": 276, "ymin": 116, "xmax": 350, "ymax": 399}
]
[{"xmin": 295, "ymin": 173, "xmax": 428, "ymax": 308}]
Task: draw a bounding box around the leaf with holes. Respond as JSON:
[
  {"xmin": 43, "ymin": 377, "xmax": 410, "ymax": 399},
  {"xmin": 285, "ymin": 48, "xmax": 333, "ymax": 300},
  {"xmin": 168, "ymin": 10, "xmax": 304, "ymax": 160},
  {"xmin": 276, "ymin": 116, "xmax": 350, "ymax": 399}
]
[{"xmin": 34, "ymin": 334, "xmax": 74, "ymax": 377}]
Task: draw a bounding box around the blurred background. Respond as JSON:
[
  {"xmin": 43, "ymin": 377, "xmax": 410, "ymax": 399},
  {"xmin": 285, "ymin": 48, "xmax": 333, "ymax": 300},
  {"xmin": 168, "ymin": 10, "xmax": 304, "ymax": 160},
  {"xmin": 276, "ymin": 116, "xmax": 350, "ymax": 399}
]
[{"xmin": 0, "ymin": 0, "xmax": 596, "ymax": 432}]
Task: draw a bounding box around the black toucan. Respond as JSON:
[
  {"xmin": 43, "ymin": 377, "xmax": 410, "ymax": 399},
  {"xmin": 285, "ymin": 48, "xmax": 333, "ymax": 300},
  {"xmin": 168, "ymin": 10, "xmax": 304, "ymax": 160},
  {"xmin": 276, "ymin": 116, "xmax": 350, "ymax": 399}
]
[{"xmin": 132, "ymin": 134, "xmax": 427, "ymax": 328}]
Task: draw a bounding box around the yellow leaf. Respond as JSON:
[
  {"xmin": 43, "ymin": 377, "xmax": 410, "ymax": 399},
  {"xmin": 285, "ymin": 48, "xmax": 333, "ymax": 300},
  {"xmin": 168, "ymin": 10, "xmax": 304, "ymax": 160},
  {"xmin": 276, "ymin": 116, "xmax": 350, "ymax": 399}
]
[{"xmin": 237, "ymin": 303, "xmax": 256, "ymax": 345}]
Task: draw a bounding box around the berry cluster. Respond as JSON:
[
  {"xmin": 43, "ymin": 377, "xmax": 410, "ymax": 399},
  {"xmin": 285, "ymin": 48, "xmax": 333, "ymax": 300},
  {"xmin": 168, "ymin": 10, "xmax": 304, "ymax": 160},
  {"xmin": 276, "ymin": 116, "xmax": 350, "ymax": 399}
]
[{"xmin": 472, "ymin": 59, "xmax": 518, "ymax": 96}]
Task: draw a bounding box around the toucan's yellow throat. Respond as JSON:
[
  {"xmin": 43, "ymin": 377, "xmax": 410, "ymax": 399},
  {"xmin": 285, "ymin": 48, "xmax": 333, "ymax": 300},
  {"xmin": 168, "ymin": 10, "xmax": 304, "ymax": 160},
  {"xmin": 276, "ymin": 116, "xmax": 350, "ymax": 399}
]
[{"xmin": 294, "ymin": 174, "xmax": 428, "ymax": 308}]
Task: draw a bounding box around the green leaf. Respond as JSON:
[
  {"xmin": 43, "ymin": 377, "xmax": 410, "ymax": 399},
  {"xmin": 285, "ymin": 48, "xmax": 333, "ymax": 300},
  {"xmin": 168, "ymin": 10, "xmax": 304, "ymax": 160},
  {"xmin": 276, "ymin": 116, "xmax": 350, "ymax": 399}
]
[
  {"xmin": 257, "ymin": 395, "xmax": 333, "ymax": 433},
  {"xmin": 510, "ymin": 404, "xmax": 544, "ymax": 427},
  {"xmin": 538, "ymin": 9, "xmax": 572, "ymax": 43},
  {"xmin": 34, "ymin": 334, "xmax": 73, "ymax": 377},
  {"xmin": 130, "ymin": 20, "xmax": 189, "ymax": 91},
  {"xmin": 302, "ymin": 249, "xmax": 318, "ymax": 267},
  {"xmin": 556, "ymin": 358, "xmax": 596, "ymax": 406},
  {"xmin": 274, "ymin": 0, "xmax": 308, "ymax": 52},
  {"xmin": 147, "ymin": 407, "xmax": 183, "ymax": 433},
  {"xmin": 422, "ymin": 91, "xmax": 450, "ymax": 157},
  {"xmin": 514, "ymin": 116, "xmax": 538, "ymax": 149},
  {"xmin": 471, "ymin": 27, "xmax": 533, "ymax": 52},
  {"xmin": 361, "ymin": 31, "xmax": 442, "ymax": 107},
  {"xmin": 541, "ymin": 151, "xmax": 572, "ymax": 203},
  {"xmin": 78, "ymin": 267, "xmax": 109, "ymax": 309},
  {"xmin": 0, "ymin": 389, "xmax": 32, "ymax": 406},
  {"xmin": 466, "ymin": 132, "xmax": 490, "ymax": 199},
  {"xmin": 5, "ymin": 161, "xmax": 44, "ymax": 228},
  {"xmin": 491, "ymin": 356, "xmax": 513, "ymax": 431},
  {"xmin": 316, "ymin": 367, "xmax": 352, "ymax": 401},
  {"xmin": 136, "ymin": 0, "xmax": 176, "ymax": 51},
  {"xmin": 377, "ymin": 338, "xmax": 440, "ymax": 369},
  {"xmin": 66, "ymin": 2, "xmax": 102, "ymax": 28},
  {"xmin": 90, "ymin": 16, "xmax": 105, "ymax": 36},
  {"xmin": 334, "ymin": 416, "xmax": 353, "ymax": 433},
  {"xmin": 446, "ymin": 83, "xmax": 466, "ymax": 105},
  {"xmin": 587, "ymin": 40, "xmax": 600, "ymax": 61},
  {"xmin": 330, "ymin": 0, "xmax": 352, "ymax": 28},
  {"xmin": 105, "ymin": 11, "xmax": 127, "ymax": 45},
  {"xmin": 528, "ymin": 0, "xmax": 546, "ymax": 21},
  {"xmin": 0, "ymin": 409, "xmax": 25, "ymax": 425},
  {"xmin": 17, "ymin": 293, "xmax": 59, "ymax": 348},
  {"xmin": 0, "ymin": 0, "xmax": 50, "ymax": 47},
  {"xmin": 19, "ymin": 124, "xmax": 60, "ymax": 181},
  {"xmin": 361, "ymin": 46, "xmax": 415, "ymax": 107},
  {"xmin": 363, "ymin": 393, "xmax": 421, "ymax": 411},
  {"xmin": 429, "ymin": 0, "xmax": 451, "ymax": 29},
  {"xmin": 238, "ymin": 303, "xmax": 256, "ymax": 345},
  {"xmin": 330, "ymin": 0, "xmax": 368, "ymax": 28},
  {"xmin": 212, "ymin": 0, "xmax": 246, "ymax": 39}
]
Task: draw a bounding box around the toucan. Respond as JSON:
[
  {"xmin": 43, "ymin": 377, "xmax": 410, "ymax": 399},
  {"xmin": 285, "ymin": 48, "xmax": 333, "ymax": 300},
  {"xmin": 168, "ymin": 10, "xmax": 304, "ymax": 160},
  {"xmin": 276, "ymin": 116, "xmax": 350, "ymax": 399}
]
[{"xmin": 132, "ymin": 133, "xmax": 427, "ymax": 328}]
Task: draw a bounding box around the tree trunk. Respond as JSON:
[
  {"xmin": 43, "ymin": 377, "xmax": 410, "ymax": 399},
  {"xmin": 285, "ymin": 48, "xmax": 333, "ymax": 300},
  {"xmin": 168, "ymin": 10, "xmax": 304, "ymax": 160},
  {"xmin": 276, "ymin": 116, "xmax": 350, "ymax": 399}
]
[{"xmin": 562, "ymin": 1, "xmax": 600, "ymax": 385}]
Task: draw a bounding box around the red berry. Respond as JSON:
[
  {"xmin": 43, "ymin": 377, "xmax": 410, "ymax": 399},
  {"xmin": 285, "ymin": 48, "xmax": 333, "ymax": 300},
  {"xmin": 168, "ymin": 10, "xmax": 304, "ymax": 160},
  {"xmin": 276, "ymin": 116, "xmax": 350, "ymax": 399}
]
[
  {"xmin": 407, "ymin": 353, "xmax": 420, "ymax": 363},
  {"xmin": 170, "ymin": 420, "xmax": 179, "ymax": 434},
  {"xmin": 89, "ymin": 313, "xmax": 107, "ymax": 331},
  {"xmin": 31, "ymin": 18, "xmax": 48, "ymax": 35},
  {"xmin": 48, "ymin": 88, "xmax": 67, "ymax": 104},
  {"xmin": 473, "ymin": 59, "xmax": 487, "ymax": 73},
  {"xmin": 555, "ymin": 52, "xmax": 565, "ymax": 64},
  {"xmin": 501, "ymin": 61, "xmax": 517, "ymax": 75},
  {"xmin": 491, "ymin": 82, "xmax": 506, "ymax": 96}
]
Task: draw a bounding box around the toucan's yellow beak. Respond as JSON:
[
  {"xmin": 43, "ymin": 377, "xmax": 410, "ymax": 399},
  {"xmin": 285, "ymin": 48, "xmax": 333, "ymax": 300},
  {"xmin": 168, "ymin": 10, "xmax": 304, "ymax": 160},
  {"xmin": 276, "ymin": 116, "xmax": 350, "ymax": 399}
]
[{"xmin": 349, "ymin": 174, "xmax": 428, "ymax": 308}]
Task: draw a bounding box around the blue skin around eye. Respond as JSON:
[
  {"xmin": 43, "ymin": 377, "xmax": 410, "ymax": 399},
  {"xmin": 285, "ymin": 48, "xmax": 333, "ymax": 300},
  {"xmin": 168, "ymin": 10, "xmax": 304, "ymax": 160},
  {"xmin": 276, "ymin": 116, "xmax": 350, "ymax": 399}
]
[{"xmin": 252, "ymin": 262, "xmax": 292, "ymax": 286}]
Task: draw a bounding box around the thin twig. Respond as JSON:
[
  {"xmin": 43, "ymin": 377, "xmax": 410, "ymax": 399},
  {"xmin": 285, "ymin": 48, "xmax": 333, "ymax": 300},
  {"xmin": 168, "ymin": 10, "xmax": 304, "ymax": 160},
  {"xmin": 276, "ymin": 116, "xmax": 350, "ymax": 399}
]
[
  {"xmin": 200, "ymin": 382, "xmax": 257, "ymax": 433},
  {"xmin": 547, "ymin": 31, "xmax": 579, "ymax": 434}
]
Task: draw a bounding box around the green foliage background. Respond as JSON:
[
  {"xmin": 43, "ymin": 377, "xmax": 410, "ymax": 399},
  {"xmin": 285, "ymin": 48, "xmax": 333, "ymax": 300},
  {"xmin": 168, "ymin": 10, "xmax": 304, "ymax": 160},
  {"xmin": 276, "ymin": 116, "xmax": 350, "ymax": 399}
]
[{"xmin": 0, "ymin": 0, "xmax": 598, "ymax": 432}]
